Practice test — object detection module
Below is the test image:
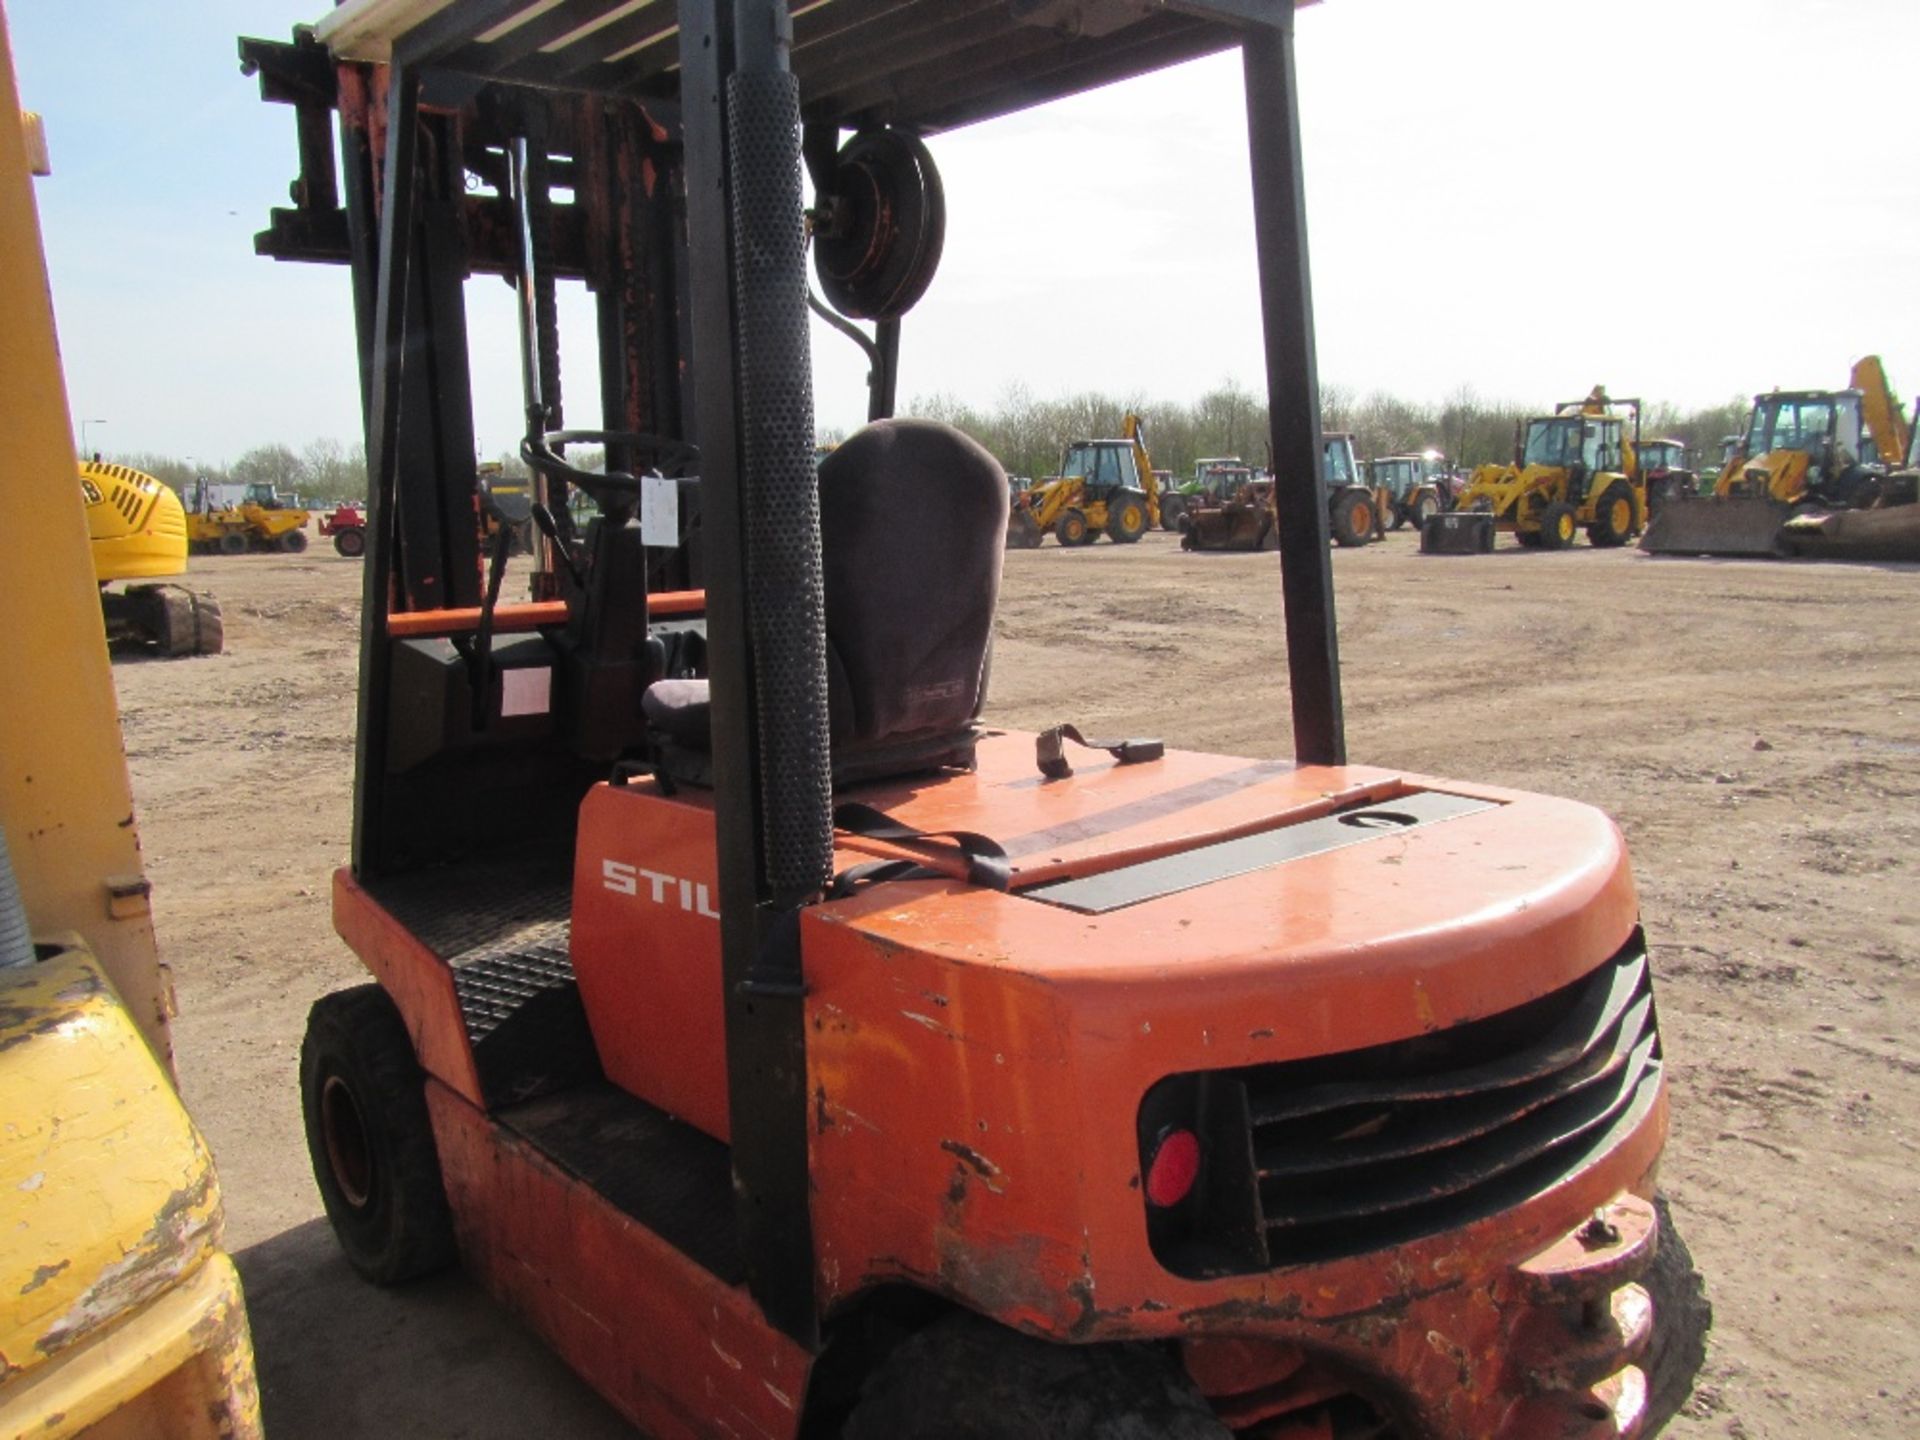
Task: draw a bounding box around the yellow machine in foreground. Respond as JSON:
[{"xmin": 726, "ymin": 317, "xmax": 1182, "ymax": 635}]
[
  {"xmin": 1644, "ymin": 357, "xmax": 1913, "ymax": 558},
  {"xmin": 1006, "ymin": 412, "xmax": 1161, "ymax": 547},
  {"xmin": 1, "ymin": 16, "xmax": 261, "ymax": 1437},
  {"xmin": 1433, "ymin": 388, "xmax": 1644, "ymax": 551},
  {"xmin": 84, "ymin": 461, "xmax": 224, "ymax": 657}
]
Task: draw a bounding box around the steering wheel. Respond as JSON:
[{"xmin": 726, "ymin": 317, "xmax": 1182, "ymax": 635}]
[{"xmin": 519, "ymin": 428, "xmax": 701, "ymax": 514}]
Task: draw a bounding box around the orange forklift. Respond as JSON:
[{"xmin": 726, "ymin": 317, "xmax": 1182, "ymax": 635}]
[{"xmin": 246, "ymin": 2, "xmax": 1705, "ymax": 1436}]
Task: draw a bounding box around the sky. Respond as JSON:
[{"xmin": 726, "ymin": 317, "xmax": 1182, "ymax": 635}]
[{"xmin": 11, "ymin": 0, "xmax": 1920, "ymax": 465}]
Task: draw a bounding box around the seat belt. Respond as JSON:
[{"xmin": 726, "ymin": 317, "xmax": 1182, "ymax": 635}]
[
  {"xmin": 828, "ymin": 802, "xmax": 1010, "ymax": 897},
  {"xmin": 1035, "ymin": 723, "xmax": 1164, "ymax": 780}
]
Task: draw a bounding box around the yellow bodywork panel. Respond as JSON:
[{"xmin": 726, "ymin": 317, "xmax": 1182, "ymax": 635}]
[
  {"xmin": 0, "ymin": 942, "xmax": 260, "ymax": 1437},
  {"xmin": 1714, "ymin": 448, "xmax": 1808, "ymax": 502},
  {"xmin": 0, "ymin": 0, "xmax": 170, "ymax": 1066},
  {"xmin": 82, "ymin": 463, "xmax": 189, "ymax": 584}
]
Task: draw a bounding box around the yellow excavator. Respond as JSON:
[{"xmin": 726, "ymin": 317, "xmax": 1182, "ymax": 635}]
[
  {"xmin": 1006, "ymin": 412, "xmax": 1160, "ymax": 547},
  {"xmin": 2, "ymin": 46, "xmax": 260, "ymax": 1440},
  {"xmin": 1644, "ymin": 357, "xmax": 1914, "ymax": 558},
  {"xmin": 84, "ymin": 459, "xmax": 225, "ymax": 657},
  {"xmin": 1425, "ymin": 388, "xmax": 1644, "ymax": 552}
]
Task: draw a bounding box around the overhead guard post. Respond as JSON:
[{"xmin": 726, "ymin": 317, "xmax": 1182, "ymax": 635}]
[
  {"xmin": 1242, "ymin": 11, "xmax": 1346, "ymax": 768},
  {"xmin": 680, "ymin": 0, "xmax": 826, "ymax": 1346}
]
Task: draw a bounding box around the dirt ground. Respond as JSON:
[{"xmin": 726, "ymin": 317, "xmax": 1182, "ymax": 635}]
[{"xmin": 110, "ymin": 526, "xmax": 1919, "ymax": 1438}]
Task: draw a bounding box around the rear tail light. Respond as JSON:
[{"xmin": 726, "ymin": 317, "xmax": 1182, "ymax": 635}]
[{"xmin": 1145, "ymin": 1127, "xmax": 1201, "ymax": 1208}]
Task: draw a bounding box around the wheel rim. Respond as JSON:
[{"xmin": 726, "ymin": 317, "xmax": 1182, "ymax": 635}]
[
  {"xmin": 1610, "ymin": 498, "xmax": 1630, "ymax": 533},
  {"xmin": 1557, "ymin": 513, "xmax": 1574, "ymax": 543},
  {"xmin": 1351, "ymin": 501, "xmax": 1371, "ymax": 534},
  {"xmin": 320, "ymin": 1073, "xmax": 375, "ymax": 1209}
]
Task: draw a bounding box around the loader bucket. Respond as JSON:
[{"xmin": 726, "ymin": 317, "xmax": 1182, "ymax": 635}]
[
  {"xmin": 1778, "ymin": 504, "xmax": 1920, "ymax": 563},
  {"xmin": 1005, "ymin": 508, "xmax": 1043, "ymax": 549},
  {"xmin": 1639, "ymin": 495, "xmax": 1792, "ymax": 557},
  {"xmin": 1420, "ymin": 512, "xmax": 1493, "ymax": 554},
  {"xmin": 1181, "ymin": 502, "xmax": 1272, "ymax": 551}
]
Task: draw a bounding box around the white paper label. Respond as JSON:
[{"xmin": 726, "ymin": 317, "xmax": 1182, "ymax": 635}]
[
  {"xmin": 500, "ymin": 666, "xmax": 552, "ymax": 718},
  {"xmin": 641, "ymin": 475, "xmax": 679, "ymax": 547}
]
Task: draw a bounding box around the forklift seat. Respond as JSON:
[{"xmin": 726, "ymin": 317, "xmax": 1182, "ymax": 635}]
[{"xmin": 642, "ymin": 418, "xmax": 1008, "ymax": 786}]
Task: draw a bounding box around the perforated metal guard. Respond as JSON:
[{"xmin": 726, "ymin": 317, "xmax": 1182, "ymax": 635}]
[{"xmin": 726, "ymin": 70, "xmax": 834, "ymax": 899}]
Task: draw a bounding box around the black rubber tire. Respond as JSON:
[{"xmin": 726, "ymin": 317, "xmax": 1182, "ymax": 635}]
[
  {"xmin": 1642, "ymin": 1195, "xmax": 1712, "ymax": 1435},
  {"xmin": 1159, "ymin": 494, "xmax": 1185, "ymax": 531},
  {"xmin": 841, "ymin": 1313, "xmax": 1230, "ymax": 1440},
  {"xmin": 218, "ymin": 531, "xmax": 248, "ymax": 556},
  {"xmin": 333, "ymin": 526, "xmax": 366, "ymax": 558},
  {"xmin": 1329, "ymin": 488, "xmax": 1374, "ymax": 548},
  {"xmin": 279, "ymin": 527, "xmax": 310, "ymax": 553},
  {"xmin": 1586, "ymin": 482, "xmax": 1635, "ymax": 548},
  {"xmin": 1107, "ymin": 494, "xmax": 1149, "ymax": 544},
  {"xmin": 300, "ymin": 984, "xmax": 458, "ymax": 1286},
  {"xmin": 1537, "ymin": 501, "xmax": 1577, "ymax": 550},
  {"xmin": 1056, "ymin": 508, "xmax": 1092, "ymax": 547},
  {"xmin": 1411, "ymin": 493, "xmax": 1438, "ymax": 531}
]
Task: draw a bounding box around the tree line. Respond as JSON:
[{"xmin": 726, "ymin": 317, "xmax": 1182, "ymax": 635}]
[
  {"xmin": 904, "ymin": 381, "xmax": 1753, "ymax": 484},
  {"xmin": 102, "ymin": 383, "xmax": 1753, "ymax": 503}
]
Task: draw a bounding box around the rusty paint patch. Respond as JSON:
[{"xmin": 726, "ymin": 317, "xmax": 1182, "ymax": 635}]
[
  {"xmin": 939, "ymin": 1140, "xmax": 1006, "ymax": 1191},
  {"xmin": 36, "ymin": 1168, "xmax": 218, "ymax": 1358},
  {"xmin": 20, "ymin": 1259, "xmax": 69, "ymax": 1295}
]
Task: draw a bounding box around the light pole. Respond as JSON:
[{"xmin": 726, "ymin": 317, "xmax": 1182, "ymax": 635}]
[{"xmin": 79, "ymin": 418, "xmax": 107, "ymax": 457}]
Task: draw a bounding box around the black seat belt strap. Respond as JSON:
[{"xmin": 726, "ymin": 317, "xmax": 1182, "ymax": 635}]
[{"xmin": 1035, "ymin": 723, "xmax": 1164, "ymax": 780}]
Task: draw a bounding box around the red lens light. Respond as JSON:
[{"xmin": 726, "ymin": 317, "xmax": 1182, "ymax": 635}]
[{"xmin": 1145, "ymin": 1128, "xmax": 1201, "ymax": 1208}]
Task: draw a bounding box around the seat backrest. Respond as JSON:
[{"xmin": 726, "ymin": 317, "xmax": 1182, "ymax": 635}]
[
  {"xmin": 639, "ymin": 419, "xmax": 1007, "ymax": 787},
  {"xmin": 818, "ymin": 419, "xmax": 1007, "ymax": 765}
]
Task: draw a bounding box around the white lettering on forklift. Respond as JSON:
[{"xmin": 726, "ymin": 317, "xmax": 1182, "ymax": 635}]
[{"xmin": 600, "ymin": 859, "xmax": 720, "ymax": 919}]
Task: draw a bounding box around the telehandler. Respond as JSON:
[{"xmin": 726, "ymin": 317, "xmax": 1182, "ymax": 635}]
[
  {"xmin": 1, "ymin": 29, "xmax": 259, "ymax": 1436},
  {"xmin": 82, "ymin": 460, "xmax": 225, "ymax": 656},
  {"xmin": 1643, "ymin": 357, "xmax": 1913, "ymax": 559},
  {"xmin": 1427, "ymin": 388, "xmax": 1645, "ymax": 552},
  {"xmin": 246, "ymin": 3, "xmax": 1706, "ymax": 1436},
  {"xmin": 1005, "ymin": 413, "xmax": 1160, "ymax": 547}
]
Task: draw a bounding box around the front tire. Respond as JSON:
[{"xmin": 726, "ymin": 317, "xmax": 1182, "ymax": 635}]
[
  {"xmin": 1538, "ymin": 501, "xmax": 1577, "ymax": 550},
  {"xmin": 1159, "ymin": 495, "xmax": 1186, "ymax": 531},
  {"xmin": 1587, "ymin": 483, "xmax": 1635, "ymax": 548},
  {"xmin": 841, "ymin": 1313, "xmax": 1230, "ymax": 1440},
  {"xmin": 1106, "ymin": 494, "xmax": 1149, "ymax": 544},
  {"xmin": 279, "ymin": 527, "xmax": 310, "ymax": 553},
  {"xmin": 301, "ymin": 985, "xmax": 458, "ymax": 1285},
  {"xmin": 1056, "ymin": 507, "xmax": 1092, "ymax": 547},
  {"xmin": 333, "ymin": 526, "xmax": 367, "ymax": 558},
  {"xmin": 1329, "ymin": 488, "xmax": 1375, "ymax": 548}
]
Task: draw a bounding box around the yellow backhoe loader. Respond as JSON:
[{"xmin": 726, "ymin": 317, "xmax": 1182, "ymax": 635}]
[
  {"xmin": 1182, "ymin": 431, "xmax": 1378, "ymax": 551},
  {"xmin": 1424, "ymin": 388, "xmax": 1644, "ymax": 553},
  {"xmin": 2, "ymin": 43, "xmax": 261, "ymax": 1440},
  {"xmin": 1643, "ymin": 357, "xmax": 1913, "ymax": 558},
  {"xmin": 1006, "ymin": 413, "xmax": 1160, "ymax": 547},
  {"xmin": 84, "ymin": 460, "xmax": 225, "ymax": 657}
]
